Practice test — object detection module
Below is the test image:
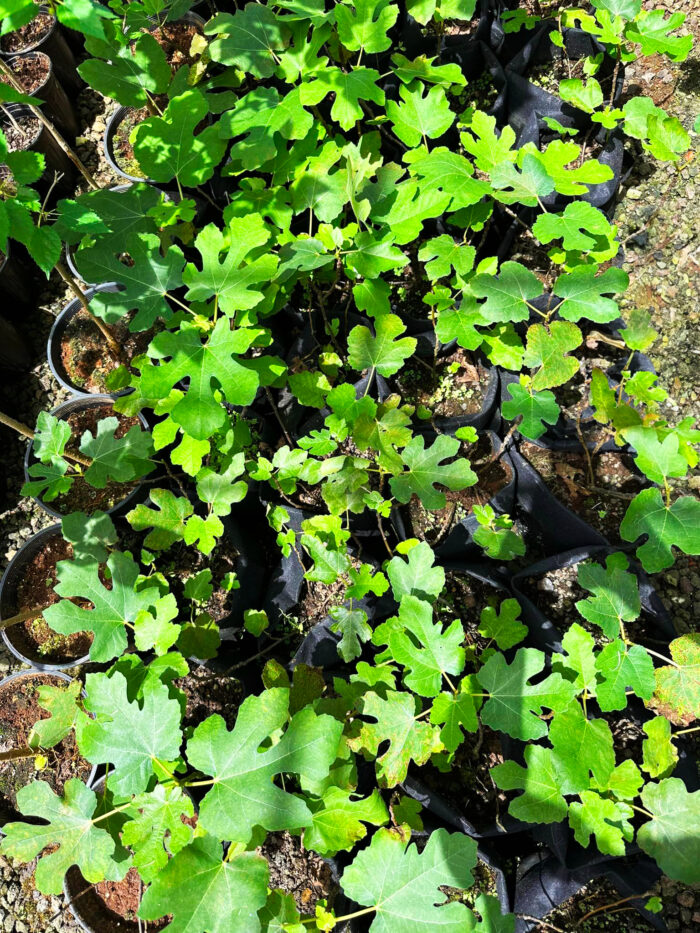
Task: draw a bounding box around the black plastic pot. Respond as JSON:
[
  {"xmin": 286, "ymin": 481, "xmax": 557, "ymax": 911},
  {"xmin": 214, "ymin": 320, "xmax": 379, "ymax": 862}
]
[
  {"xmin": 6, "ymin": 50, "xmax": 78, "ymax": 138},
  {"xmin": 0, "ymin": 5, "xmax": 81, "ymax": 92},
  {"xmin": 511, "ymin": 544, "xmax": 674, "ymax": 655},
  {"xmin": 47, "ymin": 284, "xmax": 127, "ymax": 397},
  {"xmin": 0, "ymin": 523, "xmax": 93, "ymax": 670},
  {"xmin": 0, "ymin": 311, "xmax": 31, "ymax": 373},
  {"xmin": 426, "ymin": 431, "xmax": 518, "ymax": 563},
  {"xmin": 514, "ymin": 849, "xmax": 666, "ymax": 933},
  {"xmin": 504, "ymin": 24, "xmax": 624, "ymax": 142},
  {"xmin": 23, "ymin": 395, "xmax": 151, "ymax": 520},
  {"xmin": 0, "ymin": 243, "xmax": 32, "ymax": 306},
  {"xmin": 103, "ymin": 105, "xmax": 157, "ymax": 185},
  {"xmin": 1, "ymin": 103, "xmax": 74, "ymax": 194},
  {"xmin": 0, "ymin": 669, "xmax": 97, "ymax": 822}
]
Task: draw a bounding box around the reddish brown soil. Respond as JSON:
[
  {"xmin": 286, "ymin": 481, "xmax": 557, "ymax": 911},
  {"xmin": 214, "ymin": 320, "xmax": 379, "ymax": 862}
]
[
  {"xmin": 60, "ymin": 307, "xmax": 157, "ymax": 393},
  {"xmin": 9, "ymin": 534, "xmax": 93, "ymax": 663},
  {"xmin": 44, "ymin": 404, "xmax": 142, "ymax": 514},
  {"xmin": 0, "ymin": 673, "xmax": 92, "ymax": 815},
  {"xmin": 148, "ymin": 21, "xmax": 202, "ymax": 70}
]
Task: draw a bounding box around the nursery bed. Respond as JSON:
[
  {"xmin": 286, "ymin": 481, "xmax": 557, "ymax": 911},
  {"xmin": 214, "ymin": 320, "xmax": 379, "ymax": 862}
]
[{"xmin": 0, "ymin": 0, "xmax": 699, "ymax": 931}]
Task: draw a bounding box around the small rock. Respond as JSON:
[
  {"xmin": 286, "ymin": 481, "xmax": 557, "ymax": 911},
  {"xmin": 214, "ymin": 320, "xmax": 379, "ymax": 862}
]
[
  {"xmin": 677, "ymin": 891, "xmax": 695, "ymax": 908},
  {"xmin": 627, "ymin": 187, "xmax": 643, "ymax": 200}
]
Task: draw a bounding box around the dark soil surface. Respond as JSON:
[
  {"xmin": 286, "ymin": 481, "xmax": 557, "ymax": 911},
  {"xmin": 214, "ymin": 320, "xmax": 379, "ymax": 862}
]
[
  {"xmin": 8, "ymin": 533, "xmax": 93, "ymax": 664},
  {"xmin": 519, "ymin": 441, "xmax": 645, "ymax": 542},
  {"xmin": 396, "ymin": 349, "xmax": 490, "ymax": 418},
  {"xmin": 416, "ymin": 726, "xmax": 510, "ymax": 833},
  {"xmin": 41, "ymin": 404, "xmax": 141, "ymax": 515},
  {"xmin": 0, "ymin": 13, "xmax": 53, "ymax": 53},
  {"xmin": 60, "ymin": 307, "xmax": 157, "ymax": 394},
  {"xmin": 2, "ymin": 112, "xmax": 41, "ymax": 152},
  {"xmin": 1, "ymin": 53, "xmax": 50, "ymax": 93},
  {"xmin": 0, "ymin": 673, "xmax": 92, "ymax": 817},
  {"xmin": 542, "ymin": 875, "xmax": 657, "ymax": 932},
  {"xmin": 148, "ymin": 21, "xmax": 202, "ymax": 71},
  {"xmin": 65, "ymin": 866, "xmax": 170, "ymax": 932},
  {"xmin": 157, "ymin": 534, "xmax": 240, "ymax": 626},
  {"xmin": 177, "ymin": 664, "xmax": 244, "ymax": 733},
  {"xmin": 406, "ymin": 435, "xmax": 513, "ymax": 544},
  {"xmin": 260, "ymin": 831, "xmax": 338, "ymax": 916}
]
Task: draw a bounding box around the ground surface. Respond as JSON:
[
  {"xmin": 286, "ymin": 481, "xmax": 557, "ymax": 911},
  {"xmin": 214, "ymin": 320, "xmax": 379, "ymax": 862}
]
[{"xmin": 1, "ymin": 3, "xmax": 700, "ymax": 931}]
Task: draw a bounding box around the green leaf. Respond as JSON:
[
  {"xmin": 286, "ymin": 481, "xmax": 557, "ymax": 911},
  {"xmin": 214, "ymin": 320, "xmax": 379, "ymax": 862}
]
[
  {"xmin": 550, "ymin": 703, "xmax": 615, "ymax": 792},
  {"xmin": 389, "ymin": 434, "xmax": 476, "ymax": 511},
  {"xmin": 460, "ymin": 111, "xmax": 517, "ymax": 174},
  {"xmin": 183, "ymin": 219, "xmax": 278, "ymax": 318},
  {"xmin": 79, "ymin": 32, "xmax": 171, "ymax": 108},
  {"xmin": 27, "ymin": 225, "xmax": 61, "ymax": 276},
  {"xmin": 554, "ymin": 266, "xmax": 629, "ymax": 323},
  {"xmin": 141, "ymin": 319, "xmax": 262, "ymax": 440},
  {"xmin": 471, "ymin": 261, "xmax": 541, "ymax": 324},
  {"xmin": 79, "ymin": 417, "xmax": 154, "ymax": 489},
  {"xmin": 329, "ymin": 606, "xmax": 373, "ymax": 662},
  {"xmin": 429, "ymin": 680, "xmax": 481, "ymax": 752},
  {"xmin": 435, "ymin": 296, "xmax": 487, "ymax": 351},
  {"xmin": 207, "ymin": 6, "xmax": 288, "ymax": 77},
  {"xmin": 569, "ymin": 791, "xmax": 634, "ymax": 856},
  {"xmin": 76, "ymin": 232, "xmax": 185, "ymax": 331},
  {"xmin": 347, "ymin": 313, "xmax": 416, "ymax": 378},
  {"xmin": 492, "ymin": 745, "xmax": 568, "ymax": 823},
  {"xmin": 378, "ymin": 596, "xmax": 465, "ymax": 698},
  {"xmin": 43, "ymin": 550, "xmax": 160, "ymax": 663},
  {"xmin": 622, "ymin": 426, "xmax": 688, "ymax": 485},
  {"xmin": 476, "ymin": 648, "xmax": 577, "ymax": 740},
  {"xmin": 551, "ymin": 623, "xmax": 598, "ymax": 695},
  {"xmin": 620, "ymin": 308, "xmax": 658, "ymax": 352},
  {"xmin": 650, "ymin": 634, "xmax": 700, "ymax": 725},
  {"xmin": 134, "ymin": 593, "xmax": 180, "ymax": 655},
  {"xmin": 478, "ymin": 599, "xmax": 527, "ymax": 650},
  {"xmin": 301, "ymin": 66, "xmax": 384, "ymax": 130},
  {"xmin": 391, "ymin": 53, "xmax": 466, "ymax": 88},
  {"xmin": 490, "ymin": 153, "xmax": 555, "ymax": 206},
  {"xmin": 559, "ymin": 78, "xmax": 604, "ymax": 113},
  {"xmin": 348, "ymin": 690, "xmax": 441, "ymax": 786},
  {"xmin": 637, "ymin": 778, "xmax": 700, "ymax": 883},
  {"xmin": 340, "ymin": 827, "xmax": 479, "ymax": 933},
  {"xmin": 418, "ymin": 236, "xmax": 475, "ymax": 281},
  {"xmin": 61, "ymin": 510, "xmax": 117, "ymax": 562},
  {"xmin": 626, "ymin": 10, "xmax": 693, "ymax": 62},
  {"xmin": 576, "ymin": 552, "xmax": 641, "ymax": 640},
  {"xmin": 523, "ymin": 321, "xmax": 583, "ymax": 391},
  {"xmin": 133, "ymin": 90, "xmax": 227, "ymax": 186},
  {"xmin": 128, "ymin": 489, "xmax": 195, "ymax": 550},
  {"xmin": 334, "ymin": 0, "xmax": 399, "ymax": 54},
  {"xmin": 122, "ymin": 784, "xmax": 194, "ymax": 883},
  {"xmin": 28, "ymin": 680, "xmax": 82, "ymax": 749},
  {"xmin": 139, "ymin": 835, "xmax": 269, "ymax": 932},
  {"xmin": 386, "ymin": 82, "xmax": 455, "ymax": 148},
  {"xmin": 502, "ymin": 381, "xmax": 560, "ymax": 439},
  {"xmin": 0, "ymin": 780, "xmax": 125, "ymax": 895},
  {"xmin": 196, "ymin": 454, "xmax": 248, "ymax": 517},
  {"xmin": 386, "ymin": 541, "xmax": 445, "ymax": 603},
  {"xmin": 620, "ymin": 488, "xmax": 700, "ymax": 573},
  {"xmin": 591, "ymin": 0, "xmax": 641, "ymax": 17},
  {"xmin": 77, "ymin": 671, "xmax": 183, "ymax": 796},
  {"xmin": 186, "ymin": 688, "xmax": 342, "ymax": 842},
  {"xmin": 595, "ymin": 640, "xmax": 655, "ymax": 710},
  {"xmin": 642, "ymin": 717, "xmax": 678, "ymax": 778},
  {"xmin": 533, "ymin": 202, "xmax": 615, "ymax": 252},
  {"xmin": 33, "ymin": 411, "xmax": 71, "ymax": 464},
  {"xmin": 407, "ymin": 148, "xmax": 491, "ymax": 213},
  {"xmin": 344, "ymin": 230, "xmax": 408, "ymax": 278},
  {"xmin": 305, "ymin": 787, "xmax": 389, "ymax": 855}
]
